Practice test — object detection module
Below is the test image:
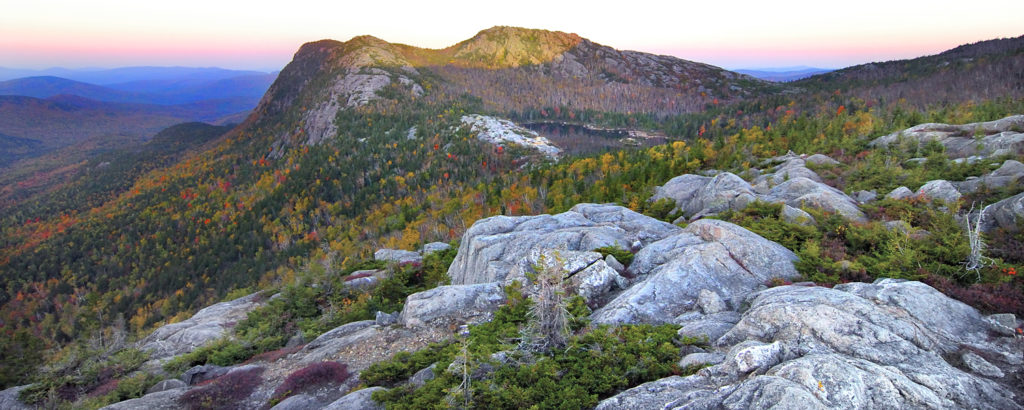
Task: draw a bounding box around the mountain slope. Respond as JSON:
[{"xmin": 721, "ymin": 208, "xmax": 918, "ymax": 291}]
[
  {"xmin": 793, "ymin": 35, "xmax": 1024, "ymax": 106},
  {"xmin": 249, "ymin": 26, "xmax": 777, "ymax": 149}
]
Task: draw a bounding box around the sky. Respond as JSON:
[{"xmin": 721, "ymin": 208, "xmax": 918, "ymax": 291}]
[{"xmin": 2, "ymin": 0, "xmax": 1022, "ymax": 72}]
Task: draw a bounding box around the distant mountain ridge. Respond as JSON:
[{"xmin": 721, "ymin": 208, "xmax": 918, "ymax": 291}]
[
  {"xmin": 0, "ymin": 68, "xmax": 278, "ymax": 166},
  {"xmin": 0, "ymin": 66, "xmax": 273, "ymax": 84},
  {"xmin": 735, "ymin": 67, "xmax": 833, "ymax": 82},
  {"xmin": 0, "ymin": 73, "xmax": 277, "ymax": 105}
]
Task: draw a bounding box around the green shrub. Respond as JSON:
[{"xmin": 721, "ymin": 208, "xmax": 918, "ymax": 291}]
[
  {"xmin": 644, "ymin": 197, "xmax": 681, "ymax": 222},
  {"xmin": 593, "ymin": 246, "xmax": 634, "ymax": 267}
]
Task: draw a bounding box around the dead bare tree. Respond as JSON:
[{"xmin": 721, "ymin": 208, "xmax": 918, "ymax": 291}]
[{"xmin": 963, "ymin": 202, "xmax": 992, "ymax": 281}]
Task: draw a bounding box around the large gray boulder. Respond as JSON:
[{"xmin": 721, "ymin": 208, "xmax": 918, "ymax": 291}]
[
  {"xmin": 374, "ymin": 248, "xmax": 422, "ymax": 265},
  {"xmin": 297, "ymin": 320, "xmax": 379, "ymax": 365},
  {"xmin": 447, "ymin": 203, "xmax": 679, "ymax": 286},
  {"xmin": 982, "ymin": 191, "xmax": 1024, "ymax": 233},
  {"xmin": 599, "ymin": 279, "xmax": 1022, "ymax": 409},
  {"xmin": 99, "ymin": 387, "xmax": 188, "ymax": 410},
  {"xmin": 138, "ymin": 292, "xmax": 264, "ymax": 361},
  {"xmin": 591, "ymin": 219, "xmax": 799, "ymax": 324},
  {"xmin": 764, "ymin": 177, "xmax": 867, "ymax": 222},
  {"xmin": 323, "ymin": 386, "xmax": 385, "ymax": 410},
  {"xmin": 651, "ymin": 173, "xmax": 757, "ymax": 219},
  {"xmin": 269, "ymin": 393, "xmax": 320, "ymax": 410},
  {"xmin": 955, "ymin": 160, "xmax": 1024, "ymax": 194},
  {"xmin": 399, "ymin": 282, "xmax": 505, "ymax": 328},
  {"xmin": 652, "ymin": 163, "xmax": 865, "ymax": 222},
  {"xmin": 916, "ymin": 179, "xmax": 961, "ymax": 204},
  {"xmin": 757, "ymin": 157, "xmax": 823, "ymax": 185},
  {"xmin": 870, "ymin": 115, "xmax": 1024, "ymax": 158},
  {"xmin": 0, "ymin": 385, "xmax": 31, "ymax": 410}
]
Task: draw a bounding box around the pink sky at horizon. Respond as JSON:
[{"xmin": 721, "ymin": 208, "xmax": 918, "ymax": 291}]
[{"xmin": 2, "ymin": 0, "xmax": 1022, "ymax": 72}]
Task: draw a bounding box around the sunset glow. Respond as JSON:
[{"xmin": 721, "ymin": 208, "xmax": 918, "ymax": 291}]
[{"xmin": 2, "ymin": 0, "xmax": 1022, "ymax": 70}]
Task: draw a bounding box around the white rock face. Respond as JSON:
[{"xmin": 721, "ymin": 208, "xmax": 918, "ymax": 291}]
[
  {"xmin": 651, "ymin": 173, "xmax": 756, "ymax": 219},
  {"xmin": 461, "ymin": 114, "xmax": 561, "ymax": 158},
  {"xmin": 870, "ymin": 114, "xmax": 1024, "ymax": 159},
  {"xmin": 592, "ymin": 219, "xmax": 799, "ymax": 324},
  {"xmin": 447, "ymin": 203, "xmax": 680, "ymax": 286},
  {"xmin": 323, "ymin": 386, "xmax": 386, "ymax": 410},
  {"xmin": 599, "ymin": 279, "xmax": 1023, "ymax": 409},
  {"xmin": 138, "ymin": 292, "xmax": 264, "ymax": 361},
  {"xmin": 955, "ymin": 160, "xmax": 1024, "ymax": 194},
  {"xmin": 0, "ymin": 386, "xmax": 31, "ymax": 410},
  {"xmin": 652, "ymin": 161, "xmax": 866, "ymax": 222},
  {"xmin": 373, "ymin": 248, "xmax": 422, "ymax": 264},
  {"xmin": 917, "ymin": 179, "xmax": 961, "ymax": 204},
  {"xmin": 398, "ymin": 282, "xmax": 506, "ymax": 328},
  {"xmin": 982, "ymin": 191, "xmax": 1024, "ymax": 233}
]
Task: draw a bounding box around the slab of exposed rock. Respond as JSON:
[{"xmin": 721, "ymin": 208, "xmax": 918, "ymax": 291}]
[
  {"xmin": 886, "ymin": 186, "xmax": 915, "ymax": 200},
  {"xmin": 763, "ymin": 177, "xmax": 867, "ymax": 222},
  {"xmin": 591, "ymin": 219, "xmax": 799, "ymax": 324},
  {"xmin": 599, "ymin": 279, "xmax": 1022, "ymax": 409},
  {"xmin": 870, "ymin": 115, "xmax": 1024, "ymax": 159},
  {"xmin": 954, "ymin": 160, "xmax": 1024, "ymax": 194},
  {"xmin": 916, "ymin": 179, "xmax": 962, "ymax": 204},
  {"xmin": 420, "ymin": 242, "xmax": 451, "ymax": 255},
  {"xmin": 461, "ymin": 114, "xmax": 561, "ymax": 158},
  {"xmin": 447, "ymin": 203, "xmax": 680, "ymax": 286},
  {"xmin": 852, "ymin": 190, "xmax": 877, "ymax": 203},
  {"xmin": 146, "ymin": 379, "xmax": 186, "ymax": 394},
  {"xmin": 805, "ymin": 154, "xmax": 841, "ymax": 166},
  {"xmin": 780, "ymin": 204, "xmax": 815, "ymax": 225},
  {"xmin": 650, "ymin": 172, "xmax": 756, "ymax": 219},
  {"xmin": 270, "ymin": 393, "xmax": 320, "ymax": 410},
  {"xmin": 323, "ymin": 386, "xmax": 385, "ymax": 410},
  {"xmin": 757, "ymin": 157, "xmax": 823, "ymax": 185},
  {"xmin": 653, "ymin": 164, "xmax": 864, "ymax": 222},
  {"xmin": 982, "ymin": 191, "xmax": 1024, "ymax": 233},
  {"xmin": 138, "ymin": 292, "xmax": 265, "ymax": 361},
  {"xmin": 502, "ymin": 248, "xmax": 626, "ymax": 304},
  {"xmin": 98, "ymin": 387, "xmax": 188, "ymax": 410},
  {"xmin": 399, "ymin": 282, "xmax": 505, "ymax": 328},
  {"xmin": 373, "ymin": 248, "xmax": 422, "ymax": 264},
  {"xmin": 0, "ymin": 385, "xmax": 31, "ymax": 410}
]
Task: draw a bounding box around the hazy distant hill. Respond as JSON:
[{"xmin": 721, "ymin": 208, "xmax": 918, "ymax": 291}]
[
  {"xmin": 0, "ymin": 69, "xmax": 276, "ymax": 165},
  {"xmin": 0, "ymin": 94, "xmax": 245, "ymax": 166},
  {"xmin": 0, "ymin": 66, "xmax": 271, "ymax": 84},
  {"xmin": 0, "ymin": 73, "xmax": 277, "ymax": 105},
  {"xmin": 735, "ymin": 66, "xmax": 832, "ymax": 82}
]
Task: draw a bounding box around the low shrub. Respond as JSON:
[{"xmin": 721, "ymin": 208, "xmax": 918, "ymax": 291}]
[
  {"xmin": 361, "ymin": 342, "xmax": 453, "ymax": 387},
  {"xmin": 270, "ymin": 361, "xmax": 350, "ymax": 405},
  {"xmin": 925, "ymin": 274, "xmax": 1024, "ymax": 316},
  {"xmin": 593, "ymin": 246, "xmax": 635, "ymax": 267},
  {"xmin": 178, "ymin": 366, "xmax": 263, "ymax": 410}
]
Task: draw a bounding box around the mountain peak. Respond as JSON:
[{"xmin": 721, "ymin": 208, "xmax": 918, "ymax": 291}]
[{"xmin": 451, "ymin": 26, "xmax": 583, "ymax": 68}]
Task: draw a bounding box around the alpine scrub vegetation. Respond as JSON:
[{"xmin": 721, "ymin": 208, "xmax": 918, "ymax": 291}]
[{"xmin": 364, "ymin": 284, "xmax": 697, "ymax": 409}]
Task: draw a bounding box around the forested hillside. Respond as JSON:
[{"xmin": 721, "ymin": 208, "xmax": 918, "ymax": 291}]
[{"xmin": 1, "ymin": 28, "xmax": 1022, "ymax": 403}]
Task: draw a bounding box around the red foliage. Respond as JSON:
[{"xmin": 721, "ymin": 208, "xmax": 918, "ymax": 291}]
[
  {"xmin": 924, "ymin": 274, "xmax": 1024, "ymax": 316},
  {"xmin": 249, "ymin": 345, "xmax": 304, "ymax": 363},
  {"xmin": 86, "ymin": 378, "xmax": 120, "ymax": 398},
  {"xmin": 178, "ymin": 366, "xmax": 264, "ymax": 410},
  {"xmin": 270, "ymin": 361, "xmax": 350, "ymax": 403}
]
